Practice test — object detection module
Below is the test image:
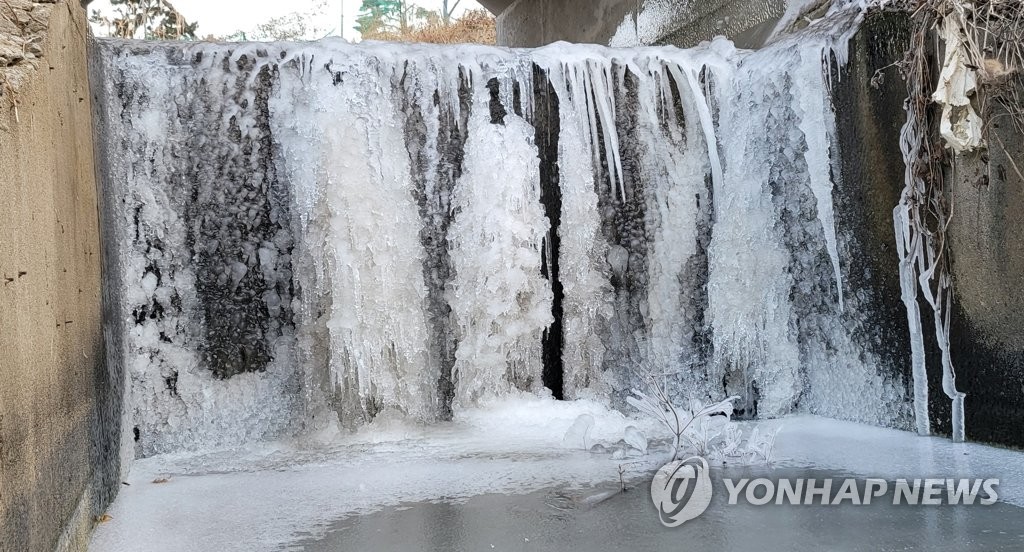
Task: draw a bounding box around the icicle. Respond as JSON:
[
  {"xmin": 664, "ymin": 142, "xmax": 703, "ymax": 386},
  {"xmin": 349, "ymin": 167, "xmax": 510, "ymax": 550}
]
[
  {"xmin": 547, "ymin": 60, "xmax": 614, "ymax": 399},
  {"xmin": 918, "ymin": 240, "xmax": 967, "ymax": 442},
  {"xmin": 795, "ymin": 47, "xmax": 845, "ymax": 311},
  {"xmin": 894, "ymin": 23, "xmax": 967, "ymax": 440},
  {"xmin": 894, "ymin": 200, "xmax": 932, "ymax": 436},
  {"xmin": 632, "ymin": 55, "xmax": 708, "ymax": 396},
  {"xmin": 448, "ymin": 90, "xmax": 552, "ymax": 406},
  {"xmin": 580, "ymin": 63, "xmax": 604, "ymax": 189},
  {"xmin": 665, "ymin": 61, "xmax": 724, "ymax": 201},
  {"xmin": 586, "ymin": 60, "xmax": 626, "ymax": 203}
]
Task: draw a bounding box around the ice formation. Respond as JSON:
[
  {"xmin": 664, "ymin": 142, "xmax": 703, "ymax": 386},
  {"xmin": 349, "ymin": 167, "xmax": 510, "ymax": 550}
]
[
  {"xmin": 92, "ymin": 1, "xmax": 917, "ymax": 458},
  {"xmin": 449, "ymin": 112, "xmax": 553, "ymax": 405},
  {"xmin": 608, "ymin": 0, "xmax": 695, "ymax": 48},
  {"xmin": 894, "ymin": 20, "xmax": 968, "ymax": 442}
]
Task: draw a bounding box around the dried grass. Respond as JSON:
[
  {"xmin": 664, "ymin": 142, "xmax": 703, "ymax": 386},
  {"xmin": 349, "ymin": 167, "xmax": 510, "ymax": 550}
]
[
  {"xmin": 363, "ymin": 9, "xmax": 495, "ymax": 45},
  {"xmin": 931, "ymin": 0, "xmax": 1024, "ymax": 136}
]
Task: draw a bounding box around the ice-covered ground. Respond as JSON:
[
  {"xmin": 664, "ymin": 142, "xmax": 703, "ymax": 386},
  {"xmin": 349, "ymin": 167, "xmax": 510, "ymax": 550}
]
[{"xmin": 90, "ymin": 398, "xmax": 1024, "ymax": 552}]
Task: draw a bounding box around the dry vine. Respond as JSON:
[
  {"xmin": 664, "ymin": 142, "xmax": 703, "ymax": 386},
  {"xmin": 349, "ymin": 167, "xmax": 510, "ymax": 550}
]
[{"xmin": 887, "ymin": 0, "xmax": 1022, "ymax": 442}]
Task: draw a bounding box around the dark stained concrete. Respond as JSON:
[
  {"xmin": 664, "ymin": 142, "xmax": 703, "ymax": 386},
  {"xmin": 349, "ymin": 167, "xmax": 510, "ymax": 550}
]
[{"xmin": 0, "ymin": 1, "xmax": 120, "ymax": 551}]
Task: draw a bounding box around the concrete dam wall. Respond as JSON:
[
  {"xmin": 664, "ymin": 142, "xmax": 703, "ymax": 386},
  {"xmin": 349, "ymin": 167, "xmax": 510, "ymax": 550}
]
[{"xmin": 0, "ymin": 1, "xmax": 120, "ymax": 551}]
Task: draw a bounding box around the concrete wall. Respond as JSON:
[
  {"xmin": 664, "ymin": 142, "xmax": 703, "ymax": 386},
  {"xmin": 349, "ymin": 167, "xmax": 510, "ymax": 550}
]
[
  {"xmin": 946, "ymin": 103, "xmax": 1024, "ymax": 447},
  {"xmin": 829, "ymin": 11, "xmax": 917, "ymax": 428},
  {"xmin": 497, "ymin": 0, "xmax": 639, "ymax": 47},
  {"xmin": 0, "ymin": 1, "xmax": 117, "ymax": 551},
  {"xmin": 496, "ymin": 0, "xmax": 792, "ymax": 48}
]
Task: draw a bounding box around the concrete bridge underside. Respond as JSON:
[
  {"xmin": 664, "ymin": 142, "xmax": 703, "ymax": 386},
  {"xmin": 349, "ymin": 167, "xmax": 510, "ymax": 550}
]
[{"xmin": 484, "ymin": 0, "xmax": 796, "ymax": 48}]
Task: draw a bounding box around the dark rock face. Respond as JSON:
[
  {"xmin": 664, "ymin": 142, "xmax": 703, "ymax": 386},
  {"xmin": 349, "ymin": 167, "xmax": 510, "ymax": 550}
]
[
  {"xmin": 93, "ymin": 42, "xmax": 304, "ymax": 456},
  {"xmin": 170, "ymin": 54, "xmax": 294, "ymax": 380},
  {"xmin": 765, "ymin": 73, "xmax": 846, "ymax": 420},
  {"xmin": 593, "ymin": 68, "xmax": 653, "ymax": 406},
  {"xmin": 532, "ymin": 66, "xmax": 567, "ymax": 400},
  {"xmin": 831, "ymin": 10, "xmax": 1024, "ymax": 446},
  {"xmin": 947, "ymin": 96, "xmax": 1024, "ymax": 447},
  {"xmin": 829, "ymin": 11, "xmax": 918, "ymax": 422},
  {"xmin": 110, "ymin": 46, "xmax": 297, "ymax": 382},
  {"xmin": 190, "ymin": 59, "xmax": 295, "ymax": 380},
  {"xmin": 398, "ymin": 66, "xmax": 469, "ymax": 420}
]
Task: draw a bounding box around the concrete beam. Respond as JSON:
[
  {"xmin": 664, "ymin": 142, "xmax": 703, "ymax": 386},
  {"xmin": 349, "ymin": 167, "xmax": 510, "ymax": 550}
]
[
  {"xmin": 497, "ymin": 0, "xmax": 641, "ymax": 47},
  {"xmin": 495, "ymin": 0, "xmax": 790, "ymax": 49},
  {"xmin": 478, "ymin": 0, "xmax": 516, "ymax": 14}
]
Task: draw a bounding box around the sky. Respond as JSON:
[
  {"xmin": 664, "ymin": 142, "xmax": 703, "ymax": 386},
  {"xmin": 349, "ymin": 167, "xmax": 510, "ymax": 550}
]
[{"xmin": 88, "ymin": 0, "xmax": 485, "ymax": 41}]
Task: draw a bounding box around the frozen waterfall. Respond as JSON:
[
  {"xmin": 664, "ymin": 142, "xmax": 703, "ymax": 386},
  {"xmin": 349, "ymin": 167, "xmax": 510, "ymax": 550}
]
[{"xmin": 92, "ymin": 9, "xmax": 915, "ymax": 456}]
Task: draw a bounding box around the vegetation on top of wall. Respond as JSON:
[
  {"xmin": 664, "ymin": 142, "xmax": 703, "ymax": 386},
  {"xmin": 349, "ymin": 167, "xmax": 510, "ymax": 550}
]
[
  {"xmin": 361, "ymin": 8, "xmax": 495, "ymax": 44},
  {"xmin": 88, "ymin": 0, "xmax": 197, "ymax": 40},
  {"xmin": 355, "ymin": 0, "xmax": 465, "ymax": 35},
  {"xmin": 212, "ymin": 1, "xmax": 332, "ymax": 42},
  {"xmin": 356, "ymin": 0, "xmax": 495, "ymax": 44},
  {"xmin": 943, "ymin": 0, "xmax": 1024, "ymax": 175},
  {"xmin": 897, "ymin": 0, "xmax": 1023, "ymax": 159}
]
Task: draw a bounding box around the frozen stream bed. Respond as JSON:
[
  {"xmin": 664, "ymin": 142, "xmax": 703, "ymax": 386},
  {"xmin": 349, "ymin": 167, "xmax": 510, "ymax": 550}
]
[
  {"xmin": 299, "ymin": 472, "xmax": 1024, "ymax": 552},
  {"xmin": 89, "ymin": 399, "xmax": 1024, "ymax": 552}
]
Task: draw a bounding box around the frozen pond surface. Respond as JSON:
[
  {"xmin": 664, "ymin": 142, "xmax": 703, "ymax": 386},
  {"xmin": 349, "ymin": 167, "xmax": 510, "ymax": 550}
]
[
  {"xmin": 90, "ymin": 400, "xmax": 1024, "ymax": 552},
  {"xmin": 300, "ymin": 470, "xmax": 1024, "ymax": 552}
]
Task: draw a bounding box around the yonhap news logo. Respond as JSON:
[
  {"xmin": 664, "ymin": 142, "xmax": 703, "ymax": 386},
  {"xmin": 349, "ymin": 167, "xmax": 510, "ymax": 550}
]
[
  {"xmin": 651, "ymin": 457, "xmax": 999, "ymax": 527},
  {"xmin": 651, "ymin": 456, "xmax": 714, "ymax": 527},
  {"xmin": 721, "ymin": 476, "xmax": 1000, "ymax": 506}
]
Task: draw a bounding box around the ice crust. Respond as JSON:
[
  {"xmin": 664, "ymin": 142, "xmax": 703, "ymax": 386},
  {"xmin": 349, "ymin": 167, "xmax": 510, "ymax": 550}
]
[
  {"xmin": 89, "ymin": 405, "xmax": 1024, "ymax": 552},
  {"xmin": 93, "ymin": 2, "xmax": 914, "ymax": 459}
]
